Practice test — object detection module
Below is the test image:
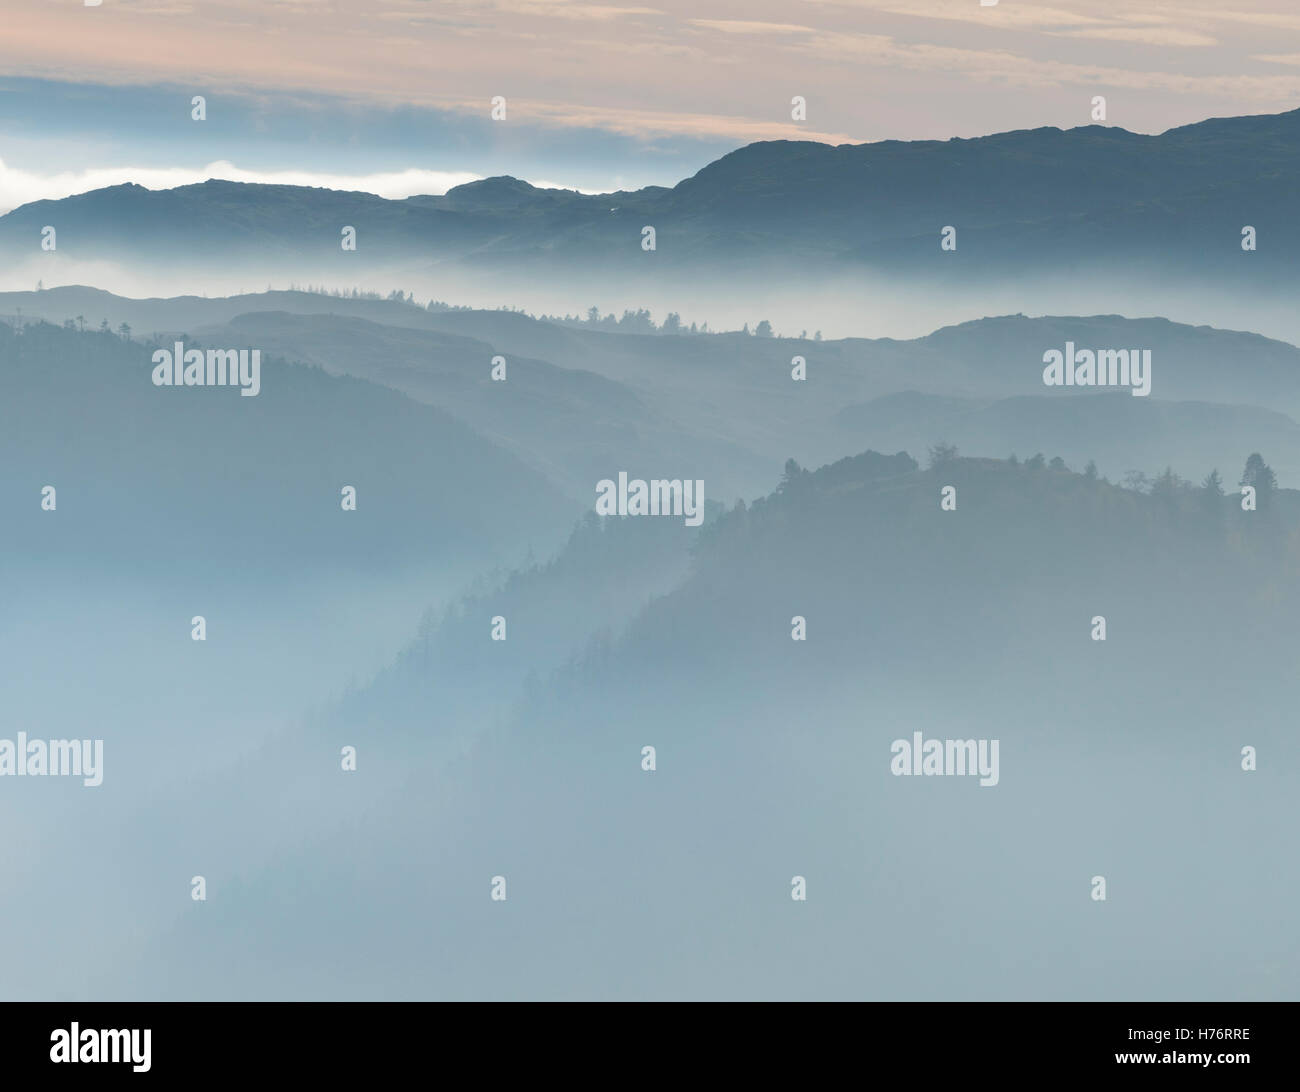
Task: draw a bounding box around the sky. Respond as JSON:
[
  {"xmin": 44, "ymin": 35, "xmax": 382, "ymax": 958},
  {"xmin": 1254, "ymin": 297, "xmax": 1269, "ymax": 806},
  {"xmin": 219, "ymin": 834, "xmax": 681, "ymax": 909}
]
[{"xmin": 0, "ymin": 0, "xmax": 1298, "ymax": 211}]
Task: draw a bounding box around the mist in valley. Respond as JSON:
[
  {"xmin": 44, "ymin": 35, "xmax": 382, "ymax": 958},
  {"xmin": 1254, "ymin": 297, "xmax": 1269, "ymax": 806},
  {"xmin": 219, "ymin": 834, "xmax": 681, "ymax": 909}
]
[{"xmin": 3, "ymin": 105, "xmax": 1299, "ymax": 1001}]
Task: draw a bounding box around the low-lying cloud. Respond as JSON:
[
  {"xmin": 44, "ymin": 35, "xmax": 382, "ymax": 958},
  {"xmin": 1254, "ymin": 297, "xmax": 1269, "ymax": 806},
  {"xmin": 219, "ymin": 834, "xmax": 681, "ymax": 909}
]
[{"xmin": 0, "ymin": 159, "xmax": 490, "ymax": 214}]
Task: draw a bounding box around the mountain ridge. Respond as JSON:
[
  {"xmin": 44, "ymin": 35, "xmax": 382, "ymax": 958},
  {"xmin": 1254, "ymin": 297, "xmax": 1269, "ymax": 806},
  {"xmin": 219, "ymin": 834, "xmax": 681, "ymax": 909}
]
[{"xmin": 5, "ymin": 106, "xmax": 1298, "ymax": 275}]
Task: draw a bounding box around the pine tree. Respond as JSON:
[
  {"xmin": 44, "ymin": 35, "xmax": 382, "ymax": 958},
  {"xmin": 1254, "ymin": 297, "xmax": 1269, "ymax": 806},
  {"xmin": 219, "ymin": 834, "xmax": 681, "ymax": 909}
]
[{"xmin": 1240, "ymin": 453, "xmax": 1277, "ymax": 509}]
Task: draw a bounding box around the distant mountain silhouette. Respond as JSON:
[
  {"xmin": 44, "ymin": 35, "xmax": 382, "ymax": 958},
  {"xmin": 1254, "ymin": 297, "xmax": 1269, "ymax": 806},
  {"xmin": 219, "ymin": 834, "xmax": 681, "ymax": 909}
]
[{"xmin": 3, "ymin": 107, "xmax": 1298, "ymax": 277}]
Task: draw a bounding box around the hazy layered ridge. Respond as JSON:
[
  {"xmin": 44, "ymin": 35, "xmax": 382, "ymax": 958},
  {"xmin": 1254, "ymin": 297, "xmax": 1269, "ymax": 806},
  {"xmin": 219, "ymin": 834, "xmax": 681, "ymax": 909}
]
[
  {"xmin": 0, "ymin": 319, "xmax": 578, "ymax": 570},
  {"xmin": 3, "ymin": 99, "xmax": 1297, "ymax": 1004},
  {"xmin": 5, "ymin": 291, "xmax": 1300, "ymax": 494},
  {"xmin": 0, "ymin": 317, "xmax": 580, "ymax": 957},
  {"xmin": 83, "ymin": 452, "xmax": 1299, "ymax": 1000}
]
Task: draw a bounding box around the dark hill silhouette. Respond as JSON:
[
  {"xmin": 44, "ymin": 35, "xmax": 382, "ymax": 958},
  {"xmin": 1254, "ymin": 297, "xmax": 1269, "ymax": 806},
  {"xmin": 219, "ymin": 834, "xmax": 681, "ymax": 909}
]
[
  {"xmin": 3, "ymin": 107, "xmax": 1298, "ymax": 277},
  {"xmin": 0, "ymin": 318, "xmax": 578, "ymax": 574}
]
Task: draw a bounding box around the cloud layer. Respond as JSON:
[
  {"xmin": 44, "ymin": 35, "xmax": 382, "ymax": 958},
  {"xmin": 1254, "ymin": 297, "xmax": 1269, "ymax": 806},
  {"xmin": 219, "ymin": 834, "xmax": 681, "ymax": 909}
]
[
  {"xmin": 3, "ymin": 0, "xmax": 1297, "ymax": 145},
  {"xmin": 0, "ymin": 159, "xmax": 498, "ymax": 214}
]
